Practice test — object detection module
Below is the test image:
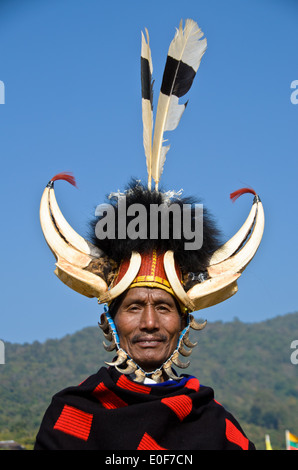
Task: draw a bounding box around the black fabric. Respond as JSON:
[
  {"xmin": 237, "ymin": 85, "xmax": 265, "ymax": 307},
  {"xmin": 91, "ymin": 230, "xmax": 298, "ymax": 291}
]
[{"xmin": 34, "ymin": 367, "xmax": 255, "ymax": 450}]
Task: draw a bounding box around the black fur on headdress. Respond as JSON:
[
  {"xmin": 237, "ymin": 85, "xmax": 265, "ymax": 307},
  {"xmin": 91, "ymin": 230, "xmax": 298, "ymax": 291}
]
[{"xmin": 89, "ymin": 179, "xmax": 221, "ymax": 276}]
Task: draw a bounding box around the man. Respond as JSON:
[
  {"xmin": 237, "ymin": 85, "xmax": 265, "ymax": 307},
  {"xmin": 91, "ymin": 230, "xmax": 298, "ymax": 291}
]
[
  {"xmin": 34, "ymin": 278, "xmax": 256, "ymax": 450},
  {"xmin": 35, "ymin": 19, "xmax": 264, "ymax": 450}
]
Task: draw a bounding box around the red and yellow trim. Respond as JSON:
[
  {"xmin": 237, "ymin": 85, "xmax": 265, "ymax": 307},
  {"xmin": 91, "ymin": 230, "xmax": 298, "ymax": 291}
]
[{"xmin": 113, "ymin": 249, "xmax": 183, "ymax": 299}]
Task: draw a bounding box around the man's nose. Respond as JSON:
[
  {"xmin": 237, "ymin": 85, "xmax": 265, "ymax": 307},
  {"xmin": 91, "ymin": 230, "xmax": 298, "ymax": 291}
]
[{"xmin": 139, "ymin": 304, "xmax": 159, "ymax": 330}]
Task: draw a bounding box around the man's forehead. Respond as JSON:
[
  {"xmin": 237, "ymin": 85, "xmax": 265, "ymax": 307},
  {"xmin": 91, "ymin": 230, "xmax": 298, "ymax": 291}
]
[{"xmin": 121, "ymin": 287, "xmax": 176, "ymax": 304}]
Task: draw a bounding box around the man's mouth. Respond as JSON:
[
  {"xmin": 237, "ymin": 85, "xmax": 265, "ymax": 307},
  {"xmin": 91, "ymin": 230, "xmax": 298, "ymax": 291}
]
[{"xmin": 132, "ymin": 335, "xmax": 166, "ymax": 347}]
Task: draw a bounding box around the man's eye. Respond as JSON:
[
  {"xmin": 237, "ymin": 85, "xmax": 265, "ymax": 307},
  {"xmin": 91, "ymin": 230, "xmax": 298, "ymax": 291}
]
[
  {"xmin": 128, "ymin": 305, "xmax": 141, "ymax": 311},
  {"xmin": 156, "ymin": 305, "xmax": 170, "ymax": 312}
]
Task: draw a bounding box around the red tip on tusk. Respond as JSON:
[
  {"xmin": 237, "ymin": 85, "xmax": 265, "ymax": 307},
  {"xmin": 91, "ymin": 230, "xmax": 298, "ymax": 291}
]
[
  {"xmin": 230, "ymin": 187, "xmax": 256, "ymax": 202},
  {"xmin": 50, "ymin": 172, "xmax": 77, "ymax": 187}
]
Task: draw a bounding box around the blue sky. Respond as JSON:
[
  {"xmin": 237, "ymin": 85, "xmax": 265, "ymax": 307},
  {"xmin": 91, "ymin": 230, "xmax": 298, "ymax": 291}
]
[{"xmin": 0, "ymin": 0, "xmax": 297, "ymax": 343}]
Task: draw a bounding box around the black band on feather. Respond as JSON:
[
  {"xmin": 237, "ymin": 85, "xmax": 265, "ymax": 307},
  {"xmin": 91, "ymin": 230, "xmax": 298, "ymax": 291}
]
[
  {"xmin": 161, "ymin": 56, "xmax": 196, "ymax": 97},
  {"xmin": 141, "ymin": 57, "xmax": 153, "ymax": 104}
]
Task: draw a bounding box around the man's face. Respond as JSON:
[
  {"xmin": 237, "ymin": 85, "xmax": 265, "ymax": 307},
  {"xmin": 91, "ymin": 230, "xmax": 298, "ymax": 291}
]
[{"xmin": 114, "ymin": 287, "xmax": 184, "ymax": 372}]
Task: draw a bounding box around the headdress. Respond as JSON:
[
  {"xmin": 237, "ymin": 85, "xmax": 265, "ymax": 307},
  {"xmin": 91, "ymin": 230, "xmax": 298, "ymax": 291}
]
[{"xmin": 39, "ymin": 20, "xmax": 264, "ymax": 383}]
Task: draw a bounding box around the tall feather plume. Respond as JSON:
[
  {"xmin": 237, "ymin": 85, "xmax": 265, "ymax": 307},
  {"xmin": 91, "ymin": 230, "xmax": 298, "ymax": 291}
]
[
  {"xmin": 141, "ymin": 28, "xmax": 154, "ymax": 190},
  {"xmin": 150, "ymin": 19, "xmax": 207, "ymax": 191}
]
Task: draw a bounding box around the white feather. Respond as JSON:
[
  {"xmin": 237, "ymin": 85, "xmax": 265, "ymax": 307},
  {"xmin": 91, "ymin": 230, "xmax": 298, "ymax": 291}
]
[
  {"xmin": 151, "ymin": 19, "xmax": 207, "ymax": 190},
  {"xmin": 141, "ymin": 29, "xmax": 154, "ymax": 189}
]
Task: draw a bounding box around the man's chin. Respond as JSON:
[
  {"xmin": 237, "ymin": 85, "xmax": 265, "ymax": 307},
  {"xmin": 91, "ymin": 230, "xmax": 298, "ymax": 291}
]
[
  {"xmin": 125, "ymin": 344, "xmax": 177, "ymax": 372},
  {"xmin": 131, "ymin": 353, "xmax": 167, "ymax": 372}
]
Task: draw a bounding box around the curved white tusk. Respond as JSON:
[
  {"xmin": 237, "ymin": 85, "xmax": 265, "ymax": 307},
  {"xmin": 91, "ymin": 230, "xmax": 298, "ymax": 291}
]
[
  {"xmin": 185, "ymin": 198, "xmax": 264, "ymax": 311},
  {"xmin": 55, "ymin": 257, "xmax": 108, "ymax": 298},
  {"xmin": 40, "ymin": 187, "xmax": 92, "ymax": 268},
  {"xmin": 207, "ymin": 200, "xmax": 265, "ymax": 277},
  {"xmin": 187, "ymin": 273, "xmax": 240, "ymax": 311},
  {"xmin": 163, "ymin": 251, "xmax": 195, "ymax": 311},
  {"xmin": 100, "ymin": 252, "xmax": 142, "ymax": 303},
  {"xmin": 49, "ymin": 186, "xmax": 103, "ymax": 258},
  {"xmin": 40, "ymin": 184, "xmax": 109, "ymax": 299},
  {"xmin": 209, "ymin": 199, "xmax": 257, "ymax": 265}
]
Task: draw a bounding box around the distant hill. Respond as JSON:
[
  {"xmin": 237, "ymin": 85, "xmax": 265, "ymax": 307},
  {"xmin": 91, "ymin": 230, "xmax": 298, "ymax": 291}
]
[{"xmin": 0, "ymin": 312, "xmax": 297, "ymax": 450}]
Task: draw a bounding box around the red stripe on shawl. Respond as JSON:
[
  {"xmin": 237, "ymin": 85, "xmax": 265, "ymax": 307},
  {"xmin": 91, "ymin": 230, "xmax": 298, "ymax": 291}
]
[
  {"xmin": 225, "ymin": 418, "xmax": 249, "ymax": 450},
  {"xmin": 161, "ymin": 395, "xmax": 192, "ymax": 421},
  {"xmin": 184, "ymin": 377, "xmax": 200, "ymax": 392},
  {"xmin": 92, "ymin": 382, "xmax": 128, "ymax": 409},
  {"xmin": 116, "ymin": 374, "xmax": 151, "ymax": 394},
  {"xmin": 53, "ymin": 404, "xmax": 93, "ymax": 441},
  {"xmin": 137, "ymin": 432, "xmax": 167, "ymax": 450}
]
